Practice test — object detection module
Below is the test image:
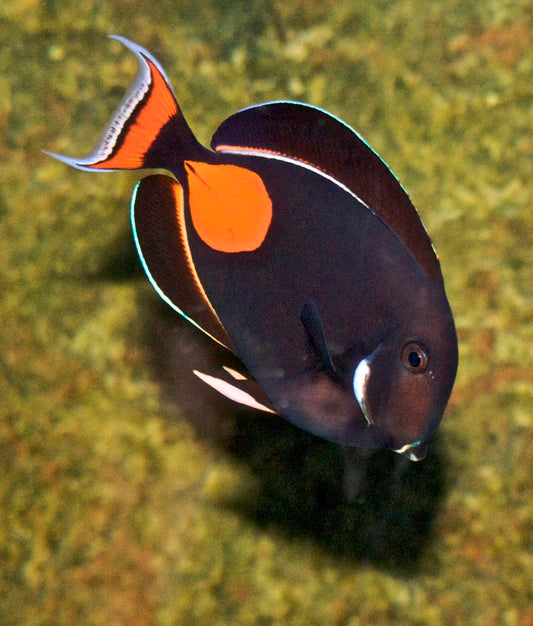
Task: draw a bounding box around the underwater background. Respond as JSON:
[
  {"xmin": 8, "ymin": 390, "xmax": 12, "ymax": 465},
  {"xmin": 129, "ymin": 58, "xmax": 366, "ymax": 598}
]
[{"xmin": 1, "ymin": 0, "xmax": 531, "ymax": 623}]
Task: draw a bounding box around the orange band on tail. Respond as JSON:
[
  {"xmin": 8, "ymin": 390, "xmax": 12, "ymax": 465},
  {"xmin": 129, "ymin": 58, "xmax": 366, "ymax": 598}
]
[{"xmin": 91, "ymin": 59, "xmax": 178, "ymax": 169}]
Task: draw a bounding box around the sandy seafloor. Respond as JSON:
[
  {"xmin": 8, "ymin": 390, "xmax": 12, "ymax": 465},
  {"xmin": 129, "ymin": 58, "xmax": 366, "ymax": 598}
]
[{"xmin": 1, "ymin": 0, "xmax": 531, "ymax": 623}]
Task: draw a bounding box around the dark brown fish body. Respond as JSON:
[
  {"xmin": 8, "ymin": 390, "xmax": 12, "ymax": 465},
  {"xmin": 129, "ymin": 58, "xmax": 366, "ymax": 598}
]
[{"xmin": 47, "ymin": 37, "xmax": 458, "ymax": 460}]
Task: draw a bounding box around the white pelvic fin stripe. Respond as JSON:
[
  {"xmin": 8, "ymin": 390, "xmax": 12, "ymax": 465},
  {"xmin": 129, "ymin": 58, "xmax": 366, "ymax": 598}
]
[
  {"xmin": 193, "ymin": 370, "xmax": 276, "ymax": 414},
  {"xmin": 222, "ymin": 366, "xmax": 248, "ymax": 381}
]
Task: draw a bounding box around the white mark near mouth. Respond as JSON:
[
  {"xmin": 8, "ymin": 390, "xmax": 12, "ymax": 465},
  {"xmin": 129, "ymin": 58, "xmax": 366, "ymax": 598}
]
[{"xmin": 353, "ymin": 357, "xmax": 373, "ymax": 425}]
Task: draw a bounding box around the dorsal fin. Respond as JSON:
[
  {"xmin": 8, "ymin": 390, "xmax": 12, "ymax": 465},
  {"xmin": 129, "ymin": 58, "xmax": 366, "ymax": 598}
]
[
  {"xmin": 45, "ymin": 36, "xmax": 203, "ymax": 172},
  {"xmin": 211, "ymin": 101, "xmax": 442, "ymax": 283},
  {"xmin": 131, "ymin": 174, "xmax": 234, "ymax": 351}
]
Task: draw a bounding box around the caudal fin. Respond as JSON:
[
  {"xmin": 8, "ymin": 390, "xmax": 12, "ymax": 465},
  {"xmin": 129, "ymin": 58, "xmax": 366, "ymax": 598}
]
[{"xmin": 45, "ymin": 36, "xmax": 202, "ymax": 172}]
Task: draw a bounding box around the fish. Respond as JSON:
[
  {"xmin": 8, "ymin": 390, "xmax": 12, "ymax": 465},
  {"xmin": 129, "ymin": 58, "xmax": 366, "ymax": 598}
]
[{"xmin": 46, "ymin": 36, "xmax": 458, "ymax": 461}]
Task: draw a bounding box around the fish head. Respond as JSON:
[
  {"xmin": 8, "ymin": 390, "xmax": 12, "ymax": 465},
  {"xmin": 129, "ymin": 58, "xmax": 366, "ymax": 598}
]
[{"xmin": 352, "ymin": 292, "xmax": 458, "ymax": 459}]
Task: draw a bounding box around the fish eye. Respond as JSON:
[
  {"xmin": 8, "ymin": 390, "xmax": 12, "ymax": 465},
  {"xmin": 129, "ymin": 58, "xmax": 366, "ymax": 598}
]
[{"xmin": 401, "ymin": 342, "xmax": 429, "ymax": 373}]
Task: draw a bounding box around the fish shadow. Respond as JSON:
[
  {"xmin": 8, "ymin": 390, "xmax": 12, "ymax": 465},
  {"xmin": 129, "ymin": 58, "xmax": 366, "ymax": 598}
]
[
  {"xmin": 146, "ymin": 301, "xmax": 447, "ymax": 574},
  {"xmin": 98, "ymin": 237, "xmax": 447, "ymax": 574}
]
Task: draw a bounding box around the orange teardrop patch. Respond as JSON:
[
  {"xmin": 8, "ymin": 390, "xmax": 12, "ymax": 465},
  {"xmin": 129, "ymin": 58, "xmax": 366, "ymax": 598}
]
[{"xmin": 185, "ymin": 161, "xmax": 272, "ymax": 253}]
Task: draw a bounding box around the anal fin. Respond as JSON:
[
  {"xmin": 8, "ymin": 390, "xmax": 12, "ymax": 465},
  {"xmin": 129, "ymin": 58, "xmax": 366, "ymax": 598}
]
[{"xmin": 131, "ymin": 174, "xmax": 234, "ymax": 350}]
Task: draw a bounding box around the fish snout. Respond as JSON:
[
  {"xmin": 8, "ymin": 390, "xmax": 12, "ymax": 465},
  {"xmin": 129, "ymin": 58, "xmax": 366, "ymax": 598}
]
[{"xmin": 392, "ymin": 440, "xmax": 428, "ymax": 461}]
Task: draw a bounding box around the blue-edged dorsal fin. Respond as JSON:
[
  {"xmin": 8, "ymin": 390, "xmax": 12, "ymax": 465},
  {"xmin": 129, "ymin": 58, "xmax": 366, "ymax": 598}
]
[
  {"xmin": 45, "ymin": 36, "xmax": 203, "ymax": 172},
  {"xmin": 131, "ymin": 174, "xmax": 234, "ymax": 351},
  {"xmin": 211, "ymin": 101, "xmax": 442, "ymax": 283}
]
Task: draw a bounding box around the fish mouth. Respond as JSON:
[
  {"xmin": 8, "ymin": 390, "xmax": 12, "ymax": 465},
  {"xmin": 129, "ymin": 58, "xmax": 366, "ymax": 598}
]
[{"xmin": 393, "ymin": 441, "xmax": 428, "ymax": 461}]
